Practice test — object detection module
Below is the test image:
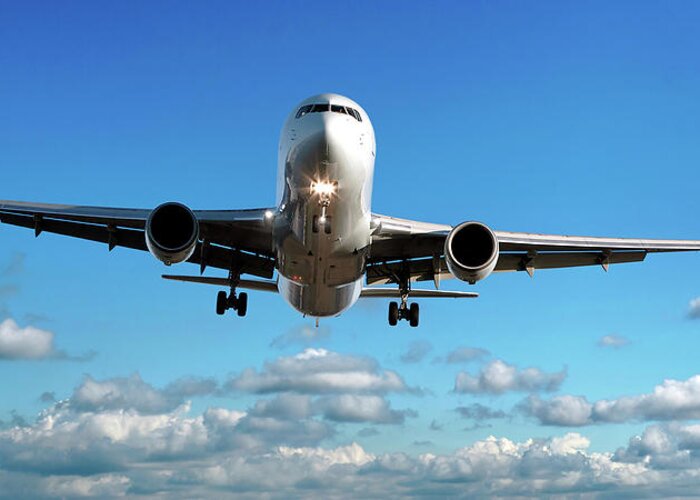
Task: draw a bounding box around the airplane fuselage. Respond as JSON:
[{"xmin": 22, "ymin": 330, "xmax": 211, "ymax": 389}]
[{"xmin": 274, "ymin": 94, "xmax": 376, "ymax": 316}]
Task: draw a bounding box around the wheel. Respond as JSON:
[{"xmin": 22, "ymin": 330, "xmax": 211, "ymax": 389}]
[
  {"xmin": 409, "ymin": 303, "xmax": 419, "ymax": 327},
  {"xmin": 237, "ymin": 292, "xmax": 248, "ymax": 317},
  {"xmin": 388, "ymin": 301, "xmax": 399, "ymax": 326},
  {"xmin": 216, "ymin": 290, "xmax": 227, "ymax": 315}
]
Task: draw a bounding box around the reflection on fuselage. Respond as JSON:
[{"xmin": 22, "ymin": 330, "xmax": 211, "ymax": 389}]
[{"xmin": 273, "ymin": 94, "xmax": 375, "ymax": 317}]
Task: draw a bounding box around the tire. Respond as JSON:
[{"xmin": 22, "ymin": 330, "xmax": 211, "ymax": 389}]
[
  {"xmin": 409, "ymin": 303, "xmax": 419, "ymax": 327},
  {"xmin": 216, "ymin": 291, "xmax": 227, "ymax": 315},
  {"xmin": 237, "ymin": 292, "xmax": 248, "ymax": 317},
  {"xmin": 388, "ymin": 301, "xmax": 399, "ymax": 326}
]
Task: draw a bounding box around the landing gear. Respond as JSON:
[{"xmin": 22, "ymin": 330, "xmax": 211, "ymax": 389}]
[
  {"xmin": 409, "ymin": 303, "xmax": 419, "ymax": 328},
  {"xmin": 387, "ymin": 297, "xmax": 420, "ymax": 328},
  {"xmin": 215, "ymin": 270, "xmax": 248, "ymax": 317},
  {"xmin": 387, "ymin": 264, "xmax": 420, "ymax": 327},
  {"xmin": 216, "ymin": 290, "xmax": 227, "ymax": 315},
  {"xmin": 216, "ymin": 289, "xmax": 248, "ymax": 317},
  {"xmin": 388, "ymin": 302, "xmax": 399, "ymax": 326},
  {"xmin": 237, "ymin": 292, "xmax": 248, "ymax": 317}
]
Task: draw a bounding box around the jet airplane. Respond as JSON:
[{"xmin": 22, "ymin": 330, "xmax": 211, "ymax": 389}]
[{"xmin": 2, "ymin": 94, "xmax": 699, "ymax": 326}]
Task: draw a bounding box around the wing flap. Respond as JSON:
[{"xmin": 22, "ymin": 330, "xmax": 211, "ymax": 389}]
[
  {"xmin": 162, "ymin": 274, "xmax": 278, "ymax": 293},
  {"xmin": 495, "ymin": 250, "xmax": 647, "ymax": 272},
  {"xmin": 360, "ymin": 288, "xmax": 478, "ymax": 298}
]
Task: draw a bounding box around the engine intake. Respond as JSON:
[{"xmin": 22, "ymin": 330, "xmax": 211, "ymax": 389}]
[
  {"xmin": 444, "ymin": 221, "xmax": 499, "ymax": 284},
  {"xmin": 145, "ymin": 202, "xmax": 199, "ymax": 265}
]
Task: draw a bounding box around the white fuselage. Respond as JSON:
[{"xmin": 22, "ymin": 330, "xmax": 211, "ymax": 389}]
[{"xmin": 273, "ymin": 94, "xmax": 376, "ymax": 316}]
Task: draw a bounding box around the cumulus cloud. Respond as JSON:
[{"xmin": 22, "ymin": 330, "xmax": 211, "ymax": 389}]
[
  {"xmin": 522, "ymin": 374, "xmax": 700, "ymax": 426},
  {"xmin": 455, "ymin": 403, "xmax": 507, "ymax": 421},
  {"xmin": 7, "ymin": 388, "xmax": 700, "ymax": 498},
  {"xmin": 0, "ymin": 319, "xmax": 54, "ymax": 360},
  {"xmin": 224, "ymin": 348, "xmax": 412, "ymax": 395},
  {"xmin": 520, "ymin": 395, "xmax": 594, "ymax": 427},
  {"xmin": 315, "ymin": 395, "xmax": 416, "ymax": 424},
  {"xmin": 0, "ymin": 319, "xmax": 93, "ymax": 361},
  {"xmin": 689, "ymin": 298, "xmax": 700, "ymax": 319},
  {"xmin": 598, "ymin": 334, "xmax": 630, "ymax": 348},
  {"xmin": 70, "ymin": 373, "xmax": 217, "ymax": 414},
  {"xmin": 400, "ymin": 341, "xmax": 432, "ymax": 364},
  {"xmin": 454, "ymin": 360, "xmax": 566, "ymax": 394}
]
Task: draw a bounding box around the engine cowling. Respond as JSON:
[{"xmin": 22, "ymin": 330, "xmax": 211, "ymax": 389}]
[
  {"xmin": 444, "ymin": 221, "xmax": 499, "ymax": 284},
  {"xmin": 145, "ymin": 202, "xmax": 199, "ymax": 265}
]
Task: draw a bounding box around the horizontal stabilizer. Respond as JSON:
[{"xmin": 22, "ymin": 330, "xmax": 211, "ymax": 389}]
[
  {"xmin": 360, "ymin": 288, "xmax": 478, "ymax": 299},
  {"xmin": 162, "ymin": 275, "xmax": 278, "ymax": 293}
]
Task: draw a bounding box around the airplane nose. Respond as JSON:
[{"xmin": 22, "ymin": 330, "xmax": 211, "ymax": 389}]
[{"xmin": 291, "ymin": 114, "xmax": 357, "ymax": 178}]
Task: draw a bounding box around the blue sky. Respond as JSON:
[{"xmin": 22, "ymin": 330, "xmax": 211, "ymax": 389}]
[{"xmin": 1, "ymin": 1, "xmax": 700, "ymax": 496}]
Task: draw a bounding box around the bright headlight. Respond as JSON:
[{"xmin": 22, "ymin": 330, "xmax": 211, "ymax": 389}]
[{"xmin": 311, "ymin": 181, "xmax": 336, "ymax": 196}]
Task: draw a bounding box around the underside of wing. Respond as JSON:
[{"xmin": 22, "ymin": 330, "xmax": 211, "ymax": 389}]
[
  {"xmin": 360, "ymin": 288, "xmax": 478, "ymax": 298},
  {"xmin": 368, "ymin": 213, "xmax": 700, "ymax": 286},
  {"xmin": 162, "ymin": 274, "xmax": 279, "ymax": 293},
  {"xmin": 0, "ymin": 200, "xmax": 276, "ymax": 279}
]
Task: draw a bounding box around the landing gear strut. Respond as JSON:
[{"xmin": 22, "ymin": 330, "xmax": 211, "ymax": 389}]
[
  {"xmin": 215, "ymin": 271, "xmax": 248, "ymax": 317},
  {"xmin": 387, "ymin": 276, "xmax": 420, "ymax": 327}
]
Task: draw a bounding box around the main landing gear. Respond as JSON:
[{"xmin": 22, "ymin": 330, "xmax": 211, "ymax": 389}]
[
  {"xmin": 215, "ymin": 271, "xmax": 248, "ymax": 317},
  {"xmin": 388, "ymin": 290, "xmax": 420, "ymax": 328},
  {"xmin": 216, "ymin": 290, "xmax": 247, "ymax": 317}
]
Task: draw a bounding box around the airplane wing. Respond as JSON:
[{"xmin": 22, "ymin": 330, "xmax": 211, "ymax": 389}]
[
  {"xmin": 0, "ymin": 200, "xmax": 276, "ymax": 279},
  {"xmin": 367, "ymin": 213, "xmax": 700, "ymax": 286}
]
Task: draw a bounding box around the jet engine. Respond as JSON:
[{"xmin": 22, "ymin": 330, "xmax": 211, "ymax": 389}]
[
  {"xmin": 145, "ymin": 202, "xmax": 199, "ymax": 265},
  {"xmin": 444, "ymin": 221, "xmax": 499, "ymax": 284}
]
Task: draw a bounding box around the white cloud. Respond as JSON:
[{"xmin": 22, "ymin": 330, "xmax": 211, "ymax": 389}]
[
  {"xmin": 315, "ymin": 395, "xmax": 416, "ymax": 424},
  {"xmin": 598, "ymin": 334, "xmax": 630, "ymax": 348},
  {"xmin": 689, "ymin": 297, "xmax": 700, "ymax": 319},
  {"xmin": 454, "ymin": 360, "xmax": 566, "ymax": 394},
  {"xmin": 521, "ymin": 395, "xmax": 593, "ymax": 426},
  {"xmin": 0, "ymin": 318, "xmax": 54, "ymax": 360},
  {"xmin": 225, "ymin": 348, "xmax": 411, "ymax": 395},
  {"xmin": 71, "ymin": 373, "xmax": 217, "ymax": 414},
  {"xmin": 594, "ymin": 374, "xmax": 700, "ymax": 422},
  {"xmin": 7, "ymin": 390, "xmax": 700, "ymax": 498},
  {"xmin": 523, "ymin": 374, "xmax": 700, "ymax": 426}
]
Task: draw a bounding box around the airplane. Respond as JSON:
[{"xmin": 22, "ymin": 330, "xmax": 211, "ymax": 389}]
[{"xmin": 2, "ymin": 93, "xmax": 700, "ymax": 327}]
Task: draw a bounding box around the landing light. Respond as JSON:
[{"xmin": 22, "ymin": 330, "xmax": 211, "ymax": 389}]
[
  {"xmin": 311, "ymin": 181, "xmax": 336, "ymax": 196},
  {"xmin": 264, "ymin": 210, "xmax": 274, "ymax": 220}
]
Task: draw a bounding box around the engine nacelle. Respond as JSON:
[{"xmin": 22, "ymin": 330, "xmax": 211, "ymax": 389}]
[
  {"xmin": 444, "ymin": 221, "xmax": 499, "ymax": 284},
  {"xmin": 145, "ymin": 202, "xmax": 199, "ymax": 265}
]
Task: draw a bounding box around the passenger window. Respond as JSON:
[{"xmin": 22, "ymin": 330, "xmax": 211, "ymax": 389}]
[
  {"xmin": 295, "ymin": 105, "xmax": 312, "ymax": 118},
  {"xmin": 331, "ymin": 105, "xmax": 347, "ymax": 114}
]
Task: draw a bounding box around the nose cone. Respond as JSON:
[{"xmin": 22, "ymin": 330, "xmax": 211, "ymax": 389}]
[{"xmin": 291, "ymin": 113, "xmax": 358, "ymax": 178}]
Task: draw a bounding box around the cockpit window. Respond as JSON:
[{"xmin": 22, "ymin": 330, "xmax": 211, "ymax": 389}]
[
  {"xmin": 295, "ymin": 103, "xmax": 363, "ymax": 122},
  {"xmin": 295, "ymin": 105, "xmax": 312, "ymax": 118},
  {"xmin": 331, "ymin": 104, "xmax": 347, "ymax": 114},
  {"xmin": 346, "ymin": 107, "xmax": 362, "ymax": 122},
  {"xmin": 311, "ymin": 103, "xmax": 330, "ymax": 112}
]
